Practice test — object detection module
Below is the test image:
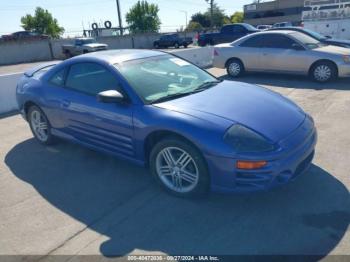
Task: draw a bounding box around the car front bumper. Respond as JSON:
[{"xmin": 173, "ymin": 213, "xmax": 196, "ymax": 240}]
[{"xmin": 205, "ymin": 118, "xmax": 317, "ymax": 193}]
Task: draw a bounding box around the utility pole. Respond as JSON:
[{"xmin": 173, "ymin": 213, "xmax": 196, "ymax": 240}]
[
  {"xmin": 180, "ymin": 10, "xmax": 188, "ymax": 29},
  {"xmin": 205, "ymin": 0, "xmax": 214, "ymax": 29},
  {"xmin": 116, "ymin": 0, "xmax": 123, "ymax": 35}
]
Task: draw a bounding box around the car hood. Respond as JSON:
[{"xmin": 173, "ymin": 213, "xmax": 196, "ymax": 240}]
[
  {"xmin": 315, "ymin": 45, "xmax": 350, "ymax": 55},
  {"xmin": 154, "ymin": 81, "xmax": 305, "ymax": 142},
  {"xmin": 83, "ymin": 43, "xmax": 108, "ymax": 48},
  {"xmin": 326, "ymin": 38, "xmax": 350, "ymax": 46}
]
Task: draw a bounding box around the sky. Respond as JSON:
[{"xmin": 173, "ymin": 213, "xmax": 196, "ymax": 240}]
[{"xmin": 0, "ymin": 0, "xmax": 250, "ymax": 36}]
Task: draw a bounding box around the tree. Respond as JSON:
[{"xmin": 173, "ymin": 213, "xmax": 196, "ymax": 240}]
[
  {"xmin": 190, "ymin": 13, "xmax": 211, "ymax": 28},
  {"xmin": 186, "ymin": 21, "xmax": 203, "ymax": 32},
  {"xmin": 230, "ymin": 11, "xmax": 244, "ymax": 23},
  {"xmin": 21, "ymin": 7, "xmax": 64, "ymax": 38},
  {"xmin": 204, "ymin": 3, "xmax": 226, "ymax": 27},
  {"xmin": 126, "ymin": 0, "xmax": 161, "ymax": 34}
]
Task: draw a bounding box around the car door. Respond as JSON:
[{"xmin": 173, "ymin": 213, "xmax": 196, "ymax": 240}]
[
  {"xmin": 74, "ymin": 40, "xmax": 84, "ymax": 55},
  {"xmin": 221, "ymin": 25, "xmax": 247, "ymax": 43},
  {"xmin": 259, "ymin": 34, "xmax": 309, "ymax": 73},
  {"xmin": 47, "ymin": 62, "xmax": 135, "ymax": 158},
  {"xmin": 163, "ymin": 35, "xmax": 172, "ymax": 47},
  {"xmin": 237, "ymin": 34, "xmax": 267, "ymax": 71}
]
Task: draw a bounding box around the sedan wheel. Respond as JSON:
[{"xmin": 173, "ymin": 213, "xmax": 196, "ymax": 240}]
[
  {"xmin": 28, "ymin": 106, "xmax": 54, "ymax": 145},
  {"xmin": 150, "ymin": 137, "xmax": 209, "ymax": 197},
  {"xmin": 226, "ymin": 59, "xmax": 244, "ymax": 78},
  {"xmin": 311, "ymin": 62, "xmax": 336, "ymax": 82}
]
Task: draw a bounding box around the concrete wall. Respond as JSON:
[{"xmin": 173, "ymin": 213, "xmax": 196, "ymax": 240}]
[
  {"xmin": 0, "ymin": 46, "xmax": 213, "ymax": 115},
  {"xmin": 170, "ymin": 47, "xmax": 213, "ymax": 68},
  {"xmin": 0, "ymin": 73, "xmax": 22, "ymax": 114},
  {"xmin": 0, "ymin": 40, "xmax": 52, "ymax": 65},
  {"xmin": 0, "ymin": 32, "xmax": 197, "ymax": 64}
]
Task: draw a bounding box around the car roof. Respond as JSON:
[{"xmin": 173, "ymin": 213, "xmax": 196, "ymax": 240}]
[
  {"xmin": 253, "ymin": 30, "xmax": 296, "ymax": 36},
  {"xmin": 75, "ymin": 37, "xmax": 94, "ymax": 40},
  {"xmin": 74, "ymin": 49, "xmax": 167, "ymax": 64}
]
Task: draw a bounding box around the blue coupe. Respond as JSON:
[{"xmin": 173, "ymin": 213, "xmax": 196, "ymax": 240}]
[{"xmin": 16, "ymin": 50, "xmax": 317, "ymax": 197}]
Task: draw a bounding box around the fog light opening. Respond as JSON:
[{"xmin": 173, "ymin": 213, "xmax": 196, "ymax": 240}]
[{"xmin": 236, "ymin": 160, "xmax": 267, "ymax": 170}]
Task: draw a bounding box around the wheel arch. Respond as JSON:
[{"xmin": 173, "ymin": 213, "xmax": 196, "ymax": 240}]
[
  {"xmin": 144, "ymin": 130, "xmax": 206, "ymax": 167},
  {"xmin": 309, "ymin": 59, "xmax": 338, "ymax": 77},
  {"xmin": 23, "ymin": 101, "xmax": 39, "ymax": 119}
]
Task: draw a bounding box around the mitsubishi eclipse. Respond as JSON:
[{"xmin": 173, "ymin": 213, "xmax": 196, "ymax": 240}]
[{"xmin": 16, "ymin": 50, "xmax": 317, "ymax": 197}]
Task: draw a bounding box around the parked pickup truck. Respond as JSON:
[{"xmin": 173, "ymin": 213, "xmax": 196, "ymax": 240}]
[
  {"xmin": 198, "ymin": 23, "xmax": 258, "ymax": 46},
  {"xmin": 153, "ymin": 34, "xmax": 193, "ymax": 49},
  {"xmin": 62, "ymin": 38, "xmax": 108, "ymax": 58}
]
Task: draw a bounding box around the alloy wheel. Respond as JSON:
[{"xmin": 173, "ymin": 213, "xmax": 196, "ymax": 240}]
[
  {"xmin": 156, "ymin": 147, "xmax": 199, "ymax": 193},
  {"xmin": 30, "ymin": 109, "xmax": 48, "ymax": 142}
]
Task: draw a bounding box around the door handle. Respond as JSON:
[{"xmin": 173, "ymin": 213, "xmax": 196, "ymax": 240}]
[
  {"xmin": 61, "ymin": 99, "xmax": 70, "ymax": 108},
  {"xmin": 263, "ymin": 53, "xmax": 268, "ymax": 56}
]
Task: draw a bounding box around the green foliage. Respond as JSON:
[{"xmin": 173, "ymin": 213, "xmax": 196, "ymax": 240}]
[
  {"xmin": 21, "ymin": 7, "xmax": 64, "ymax": 38},
  {"xmin": 186, "ymin": 21, "xmax": 203, "ymax": 32},
  {"xmin": 190, "ymin": 13, "xmax": 211, "ymax": 28},
  {"xmin": 126, "ymin": 0, "xmax": 161, "ymax": 34},
  {"xmin": 188, "ymin": 3, "xmax": 227, "ymax": 29},
  {"xmin": 204, "ymin": 3, "xmax": 226, "ymax": 27},
  {"xmin": 230, "ymin": 12, "xmax": 244, "ymax": 23}
]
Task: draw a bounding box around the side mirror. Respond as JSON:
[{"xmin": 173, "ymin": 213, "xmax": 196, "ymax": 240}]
[
  {"xmin": 97, "ymin": 90, "xmax": 125, "ymax": 103},
  {"xmin": 292, "ymin": 43, "xmax": 304, "ymax": 51}
]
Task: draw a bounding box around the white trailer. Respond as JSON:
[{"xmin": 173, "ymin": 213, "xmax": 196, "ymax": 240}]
[{"xmin": 302, "ymin": 0, "xmax": 350, "ymax": 39}]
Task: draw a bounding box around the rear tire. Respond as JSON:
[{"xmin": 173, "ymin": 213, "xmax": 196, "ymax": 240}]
[
  {"xmin": 310, "ymin": 61, "xmax": 337, "ymax": 83},
  {"xmin": 226, "ymin": 59, "xmax": 245, "ymax": 78},
  {"xmin": 150, "ymin": 137, "xmax": 210, "ymax": 198},
  {"xmin": 28, "ymin": 105, "xmax": 55, "ymax": 145}
]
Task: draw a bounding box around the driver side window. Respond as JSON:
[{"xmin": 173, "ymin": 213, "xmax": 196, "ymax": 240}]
[{"xmin": 65, "ymin": 63, "xmax": 121, "ymax": 96}]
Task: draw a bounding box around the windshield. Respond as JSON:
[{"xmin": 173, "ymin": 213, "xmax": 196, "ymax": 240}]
[
  {"xmin": 244, "ymin": 24, "xmax": 258, "ymax": 31},
  {"xmin": 302, "ymin": 28, "xmax": 326, "ymax": 40},
  {"xmin": 81, "ymin": 39, "xmax": 96, "ymax": 44},
  {"xmin": 115, "ymin": 55, "xmax": 218, "ymax": 104},
  {"xmin": 290, "ymin": 32, "xmax": 326, "ymax": 49}
]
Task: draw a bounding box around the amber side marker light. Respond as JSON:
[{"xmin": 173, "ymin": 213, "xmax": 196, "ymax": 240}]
[{"xmin": 236, "ymin": 160, "xmax": 267, "ymax": 170}]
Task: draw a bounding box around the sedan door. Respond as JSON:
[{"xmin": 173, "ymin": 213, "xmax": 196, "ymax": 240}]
[
  {"xmin": 47, "ymin": 62, "xmax": 135, "ymax": 158},
  {"xmin": 258, "ymin": 34, "xmax": 310, "ymax": 74},
  {"xmin": 236, "ymin": 34, "xmax": 267, "ymax": 71}
]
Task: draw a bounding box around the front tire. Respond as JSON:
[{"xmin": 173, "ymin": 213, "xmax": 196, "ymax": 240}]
[
  {"xmin": 226, "ymin": 59, "xmax": 244, "ymax": 78},
  {"xmin": 174, "ymin": 42, "xmax": 180, "ymax": 49},
  {"xmin": 310, "ymin": 61, "xmax": 337, "ymax": 83},
  {"xmin": 150, "ymin": 137, "xmax": 210, "ymax": 197},
  {"xmin": 28, "ymin": 106, "xmax": 54, "ymax": 145}
]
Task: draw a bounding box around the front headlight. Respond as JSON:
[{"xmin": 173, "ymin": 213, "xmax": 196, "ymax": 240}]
[
  {"xmin": 224, "ymin": 124, "xmax": 275, "ymax": 153},
  {"xmin": 342, "ymin": 55, "xmax": 350, "ymax": 63}
]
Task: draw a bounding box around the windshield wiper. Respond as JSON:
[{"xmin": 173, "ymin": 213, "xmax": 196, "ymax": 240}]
[
  {"xmin": 150, "ymin": 80, "xmax": 221, "ymax": 104},
  {"xmin": 193, "ymin": 80, "xmax": 221, "ymax": 92},
  {"xmin": 150, "ymin": 92, "xmax": 194, "ymax": 104}
]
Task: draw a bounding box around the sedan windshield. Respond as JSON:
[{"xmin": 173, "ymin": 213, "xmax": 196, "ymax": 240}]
[
  {"xmin": 115, "ymin": 55, "xmax": 219, "ymax": 103},
  {"xmin": 302, "ymin": 28, "xmax": 326, "ymax": 41},
  {"xmin": 290, "ymin": 32, "xmax": 326, "ymax": 49}
]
